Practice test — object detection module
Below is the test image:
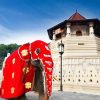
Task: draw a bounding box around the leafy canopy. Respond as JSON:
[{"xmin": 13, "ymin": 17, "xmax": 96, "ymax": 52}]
[{"xmin": 0, "ymin": 44, "xmax": 20, "ymax": 69}]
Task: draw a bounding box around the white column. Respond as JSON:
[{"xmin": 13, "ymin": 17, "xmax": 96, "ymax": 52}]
[
  {"xmin": 66, "ymin": 23, "xmax": 71, "ymax": 37},
  {"xmin": 89, "ymin": 22, "xmax": 94, "ymax": 36},
  {"xmin": 53, "ymin": 31, "xmax": 56, "ymax": 40}
]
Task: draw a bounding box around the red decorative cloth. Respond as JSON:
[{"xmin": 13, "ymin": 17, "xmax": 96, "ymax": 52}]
[
  {"xmin": 0, "ymin": 40, "xmax": 53, "ymax": 99},
  {"xmin": 0, "ymin": 43, "xmax": 35, "ymax": 99},
  {"xmin": 30, "ymin": 40, "xmax": 53, "ymax": 96}
]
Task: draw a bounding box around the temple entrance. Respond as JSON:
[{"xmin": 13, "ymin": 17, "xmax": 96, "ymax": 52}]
[{"xmin": 76, "ymin": 30, "xmax": 82, "ymax": 36}]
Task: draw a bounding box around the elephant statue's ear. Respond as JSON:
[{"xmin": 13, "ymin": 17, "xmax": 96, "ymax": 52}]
[{"xmin": 18, "ymin": 43, "xmax": 31, "ymax": 61}]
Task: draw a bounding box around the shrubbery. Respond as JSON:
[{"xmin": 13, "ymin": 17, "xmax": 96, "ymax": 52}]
[{"xmin": 0, "ymin": 44, "xmax": 20, "ymax": 69}]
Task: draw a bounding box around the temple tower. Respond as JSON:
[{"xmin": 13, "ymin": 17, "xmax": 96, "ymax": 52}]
[{"xmin": 48, "ymin": 11, "xmax": 100, "ymax": 94}]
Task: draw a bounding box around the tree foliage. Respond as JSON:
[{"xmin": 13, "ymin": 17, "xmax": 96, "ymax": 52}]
[{"xmin": 0, "ymin": 44, "xmax": 20, "ymax": 69}]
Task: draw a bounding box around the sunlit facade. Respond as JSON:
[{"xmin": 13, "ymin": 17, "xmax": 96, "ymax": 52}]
[{"xmin": 48, "ymin": 12, "xmax": 100, "ymax": 94}]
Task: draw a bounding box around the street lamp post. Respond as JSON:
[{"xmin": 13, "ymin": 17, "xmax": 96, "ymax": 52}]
[{"xmin": 58, "ymin": 40, "xmax": 64, "ymax": 91}]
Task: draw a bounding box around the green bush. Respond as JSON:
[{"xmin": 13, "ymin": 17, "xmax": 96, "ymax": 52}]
[{"xmin": 0, "ymin": 44, "xmax": 20, "ymax": 69}]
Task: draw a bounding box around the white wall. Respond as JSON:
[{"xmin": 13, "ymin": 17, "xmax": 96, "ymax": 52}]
[{"xmin": 71, "ymin": 25, "xmax": 89, "ymax": 36}]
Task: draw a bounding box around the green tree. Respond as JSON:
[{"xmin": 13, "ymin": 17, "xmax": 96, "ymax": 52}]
[
  {"xmin": 7, "ymin": 44, "xmax": 20, "ymax": 53},
  {"xmin": 0, "ymin": 44, "xmax": 19, "ymax": 69}
]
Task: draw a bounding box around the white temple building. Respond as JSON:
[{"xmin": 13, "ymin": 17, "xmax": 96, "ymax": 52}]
[{"xmin": 47, "ymin": 11, "xmax": 100, "ymax": 94}]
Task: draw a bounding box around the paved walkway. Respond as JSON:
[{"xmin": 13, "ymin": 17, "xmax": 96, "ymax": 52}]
[{"xmin": 0, "ymin": 91, "xmax": 100, "ymax": 100}]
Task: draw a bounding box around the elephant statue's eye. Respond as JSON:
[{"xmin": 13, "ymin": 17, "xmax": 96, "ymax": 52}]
[{"xmin": 35, "ymin": 48, "xmax": 40, "ymax": 54}]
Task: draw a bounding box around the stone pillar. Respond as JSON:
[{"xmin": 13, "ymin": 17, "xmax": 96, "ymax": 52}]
[
  {"xmin": 66, "ymin": 23, "xmax": 71, "ymax": 36},
  {"xmin": 89, "ymin": 22, "xmax": 94, "ymax": 36}
]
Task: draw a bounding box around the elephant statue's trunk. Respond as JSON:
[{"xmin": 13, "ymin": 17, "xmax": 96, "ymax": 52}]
[{"xmin": 31, "ymin": 59, "xmax": 49, "ymax": 100}]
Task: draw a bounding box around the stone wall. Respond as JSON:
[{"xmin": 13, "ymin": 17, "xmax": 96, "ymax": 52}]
[{"xmin": 50, "ymin": 36, "xmax": 100, "ymax": 94}]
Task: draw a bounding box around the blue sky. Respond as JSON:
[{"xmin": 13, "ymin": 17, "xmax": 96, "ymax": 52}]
[{"xmin": 0, "ymin": 0, "xmax": 100, "ymax": 44}]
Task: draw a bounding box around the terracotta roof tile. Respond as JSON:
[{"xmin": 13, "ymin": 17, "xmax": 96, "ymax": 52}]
[{"xmin": 68, "ymin": 11, "xmax": 86, "ymax": 20}]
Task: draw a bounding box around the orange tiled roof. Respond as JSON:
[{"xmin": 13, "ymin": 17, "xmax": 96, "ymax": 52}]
[{"xmin": 68, "ymin": 11, "xmax": 86, "ymax": 20}]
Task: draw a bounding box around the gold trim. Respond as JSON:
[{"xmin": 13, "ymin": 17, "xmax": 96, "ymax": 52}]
[
  {"xmin": 11, "ymin": 87, "xmax": 15, "ymax": 94},
  {"xmin": 23, "ymin": 67, "xmax": 29, "ymax": 74},
  {"xmin": 21, "ymin": 50, "xmax": 28, "ymax": 56},
  {"xmin": 12, "ymin": 58, "xmax": 15, "ymax": 64},
  {"xmin": 12, "ymin": 72, "xmax": 15, "ymax": 79},
  {"xmin": 25, "ymin": 82, "xmax": 32, "ymax": 89}
]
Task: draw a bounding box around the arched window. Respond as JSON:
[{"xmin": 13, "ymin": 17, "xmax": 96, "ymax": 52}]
[{"xmin": 76, "ymin": 30, "xmax": 82, "ymax": 36}]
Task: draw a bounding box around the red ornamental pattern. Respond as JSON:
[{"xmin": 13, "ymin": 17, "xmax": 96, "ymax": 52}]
[
  {"xmin": 0, "ymin": 40, "xmax": 53, "ymax": 99},
  {"xmin": 30, "ymin": 40, "xmax": 53, "ymax": 95}
]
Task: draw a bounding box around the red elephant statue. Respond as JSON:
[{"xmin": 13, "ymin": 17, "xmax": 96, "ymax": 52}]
[{"xmin": 0, "ymin": 40, "xmax": 54, "ymax": 100}]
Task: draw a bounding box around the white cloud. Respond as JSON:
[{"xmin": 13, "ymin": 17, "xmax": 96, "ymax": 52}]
[
  {"xmin": 0, "ymin": 25, "xmax": 51, "ymax": 45},
  {"xmin": 10, "ymin": 31, "xmax": 51, "ymax": 44}
]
